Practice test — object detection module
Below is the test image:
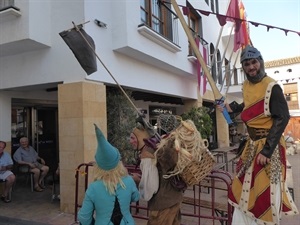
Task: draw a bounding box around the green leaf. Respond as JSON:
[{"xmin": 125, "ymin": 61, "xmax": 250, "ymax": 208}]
[
  {"xmin": 106, "ymin": 87, "xmax": 137, "ymax": 164},
  {"xmin": 181, "ymin": 106, "xmax": 213, "ymax": 139}
]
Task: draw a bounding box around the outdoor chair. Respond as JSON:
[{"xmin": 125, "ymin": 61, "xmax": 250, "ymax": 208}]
[
  {"xmin": 51, "ymin": 169, "xmax": 60, "ymax": 202},
  {"xmin": 13, "ymin": 158, "xmax": 47, "ymax": 192},
  {"xmin": 0, "ymin": 179, "xmax": 12, "ymax": 201},
  {"xmin": 14, "ymin": 163, "xmax": 35, "ymax": 192}
]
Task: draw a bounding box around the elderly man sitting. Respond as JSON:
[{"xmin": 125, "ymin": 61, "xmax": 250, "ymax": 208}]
[
  {"xmin": 285, "ymin": 131, "xmax": 297, "ymax": 155},
  {"xmin": 13, "ymin": 137, "xmax": 49, "ymax": 192}
]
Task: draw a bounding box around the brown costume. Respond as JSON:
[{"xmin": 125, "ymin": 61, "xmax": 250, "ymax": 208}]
[
  {"xmin": 131, "ymin": 119, "xmax": 183, "ymax": 225},
  {"xmin": 148, "ymin": 136, "xmax": 183, "ymax": 225}
]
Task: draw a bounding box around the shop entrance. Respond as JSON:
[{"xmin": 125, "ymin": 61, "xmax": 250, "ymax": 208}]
[{"xmin": 11, "ymin": 101, "xmax": 59, "ymax": 172}]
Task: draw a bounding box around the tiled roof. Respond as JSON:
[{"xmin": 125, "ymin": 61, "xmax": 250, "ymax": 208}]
[{"xmin": 265, "ymin": 56, "xmax": 300, "ymax": 68}]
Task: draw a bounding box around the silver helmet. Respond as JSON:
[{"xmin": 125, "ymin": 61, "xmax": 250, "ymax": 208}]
[
  {"xmin": 241, "ymin": 45, "xmax": 266, "ymax": 84},
  {"xmin": 240, "ymin": 45, "xmax": 263, "ymax": 63}
]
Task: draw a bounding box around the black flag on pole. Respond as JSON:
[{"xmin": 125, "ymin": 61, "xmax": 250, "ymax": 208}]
[{"xmin": 59, "ymin": 25, "xmax": 97, "ymax": 75}]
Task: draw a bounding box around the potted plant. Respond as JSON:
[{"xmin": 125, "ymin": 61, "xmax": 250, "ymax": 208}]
[
  {"xmin": 106, "ymin": 87, "xmax": 137, "ymax": 164},
  {"xmin": 181, "ymin": 106, "xmax": 213, "ymax": 140}
]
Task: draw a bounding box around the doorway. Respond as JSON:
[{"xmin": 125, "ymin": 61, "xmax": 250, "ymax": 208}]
[{"xmin": 11, "ymin": 105, "xmax": 59, "ymax": 173}]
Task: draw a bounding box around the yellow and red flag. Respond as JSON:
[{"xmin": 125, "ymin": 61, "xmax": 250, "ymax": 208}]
[
  {"xmin": 239, "ymin": 1, "xmax": 250, "ymax": 48},
  {"xmin": 226, "ymin": 0, "xmax": 250, "ymax": 51}
]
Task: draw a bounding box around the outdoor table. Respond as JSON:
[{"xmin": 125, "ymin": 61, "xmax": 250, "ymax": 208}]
[{"xmin": 211, "ymin": 146, "xmax": 238, "ymax": 171}]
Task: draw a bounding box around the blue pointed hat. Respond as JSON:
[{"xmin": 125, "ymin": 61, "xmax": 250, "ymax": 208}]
[{"xmin": 94, "ymin": 124, "xmax": 120, "ymax": 170}]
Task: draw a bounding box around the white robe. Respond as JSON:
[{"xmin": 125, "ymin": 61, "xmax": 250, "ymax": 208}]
[{"xmin": 139, "ymin": 158, "xmax": 159, "ymax": 201}]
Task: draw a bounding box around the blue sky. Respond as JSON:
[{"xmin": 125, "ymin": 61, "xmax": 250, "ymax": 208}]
[{"xmin": 242, "ymin": 0, "xmax": 300, "ymax": 61}]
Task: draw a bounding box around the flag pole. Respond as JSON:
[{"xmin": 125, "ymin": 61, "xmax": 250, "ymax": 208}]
[
  {"xmin": 215, "ymin": 25, "xmax": 234, "ymax": 84},
  {"xmin": 70, "ymin": 22, "xmax": 159, "ymax": 138},
  {"xmin": 219, "ymin": 40, "xmax": 235, "ymax": 92},
  {"xmin": 210, "ymin": 27, "xmax": 224, "ymax": 68},
  {"xmin": 209, "ymin": 0, "xmax": 233, "ymax": 68},
  {"xmin": 225, "ymin": 49, "xmax": 241, "ymax": 96},
  {"xmin": 170, "ymin": 0, "xmax": 233, "ymax": 124},
  {"xmin": 219, "ymin": 35, "xmax": 240, "ymax": 92}
]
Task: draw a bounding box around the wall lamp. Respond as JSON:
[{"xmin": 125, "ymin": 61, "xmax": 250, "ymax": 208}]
[{"xmin": 94, "ymin": 19, "xmax": 107, "ymax": 28}]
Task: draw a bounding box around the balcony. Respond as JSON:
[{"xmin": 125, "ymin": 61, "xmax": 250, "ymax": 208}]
[
  {"xmin": 137, "ymin": 24, "xmax": 180, "ymax": 53},
  {"xmin": 0, "ymin": 0, "xmax": 51, "ymax": 57},
  {"xmin": 110, "ymin": 1, "xmax": 198, "ymax": 77},
  {"xmin": 0, "ymin": 5, "xmax": 21, "ymax": 21}
]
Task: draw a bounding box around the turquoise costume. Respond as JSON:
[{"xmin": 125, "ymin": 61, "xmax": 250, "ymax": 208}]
[
  {"xmin": 78, "ymin": 124, "xmax": 140, "ymax": 225},
  {"xmin": 78, "ymin": 176, "xmax": 139, "ymax": 225}
]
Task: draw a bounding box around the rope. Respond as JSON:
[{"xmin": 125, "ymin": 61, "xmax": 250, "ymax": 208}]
[
  {"xmin": 71, "ymin": 22, "xmax": 140, "ymax": 114},
  {"xmin": 69, "ymin": 21, "xmax": 158, "ymax": 139}
]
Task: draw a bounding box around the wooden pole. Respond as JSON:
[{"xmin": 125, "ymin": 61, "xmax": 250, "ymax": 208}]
[
  {"xmin": 171, "ymin": 0, "xmax": 233, "ymax": 124},
  {"xmin": 70, "ymin": 22, "xmax": 159, "ymax": 137}
]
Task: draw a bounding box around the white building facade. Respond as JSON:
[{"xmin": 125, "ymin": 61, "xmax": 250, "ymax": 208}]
[
  {"xmin": 265, "ymin": 57, "xmax": 300, "ymax": 139},
  {"xmin": 1, "ymin": 0, "xmax": 245, "ymax": 212}
]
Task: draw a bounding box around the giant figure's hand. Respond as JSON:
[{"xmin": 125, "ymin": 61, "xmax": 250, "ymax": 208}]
[{"xmin": 256, "ymin": 153, "xmax": 270, "ymax": 166}]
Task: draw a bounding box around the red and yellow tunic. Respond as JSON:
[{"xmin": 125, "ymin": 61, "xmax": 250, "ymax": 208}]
[{"xmin": 228, "ymin": 76, "xmax": 298, "ymax": 225}]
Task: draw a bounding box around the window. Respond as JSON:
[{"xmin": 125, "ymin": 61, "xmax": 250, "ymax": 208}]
[
  {"xmin": 210, "ymin": 44, "xmax": 217, "ymax": 82},
  {"xmin": 284, "ymin": 83, "xmax": 299, "ymax": 110},
  {"xmin": 140, "ymin": 0, "xmax": 178, "ymax": 44},
  {"xmin": 0, "ymin": 0, "xmax": 14, "ymax": 10},
  {"xmin": 290, "ymin": 93, "xmax": 298, "ymax": 101},
  {"xmin": 215, "ymin": 0, "xmax": 219, "ymax": 14},
  {"xmin": 284, "ymin": 83, "xmax": 298, "ymax": 93},
  {"xmin": 210, "ymin": 0, "xmax": 219, "ymax": 13},
  {"xmin": 222, "ymin": 58, "xmax": 230, "ymax": 86},
  {"xmin": 287, "ymin": 93, "xmax": 299, "ymax": 109},
  {"xmin": 217, "ymin": 51, "xmax": 222, "ymax": 85},
  {"xmin": 233, "ymin": 67, "xmax": 238, "ymax": 85},
  {"xmin": 209, "ymin": 47, "xmax": 229, "ymax": 86},
  {"xmin": 186, "ymin": 4, "xmax": 203, "ymax": 56},
  {"xmin": 188, "ymin": 14, "xmax": 198, "ymax": 56},
  {"xmin": 210, "ymin": 0, "xmax": 215, "ymax": 12}
]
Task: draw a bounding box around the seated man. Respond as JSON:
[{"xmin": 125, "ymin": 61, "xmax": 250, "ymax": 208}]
[
  {"xmin": 284, "ymin": 131, "xmax": 297, "ymax": 155},
  {"xmin": 285, "ymin": 131, "xmax": 295, "ymax": 146},
  {"xmin": 13, "ymin": 137, "xmax": 49, "ymax": 192},
  {"xmin": 0, "ymin": 141, "xmax": 16, "ymax": 203}
]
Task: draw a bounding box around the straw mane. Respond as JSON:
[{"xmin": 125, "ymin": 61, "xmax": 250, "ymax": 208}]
[{"xmin": 155, "ymin": 119, "xmax": 209, "ymax": 179}]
